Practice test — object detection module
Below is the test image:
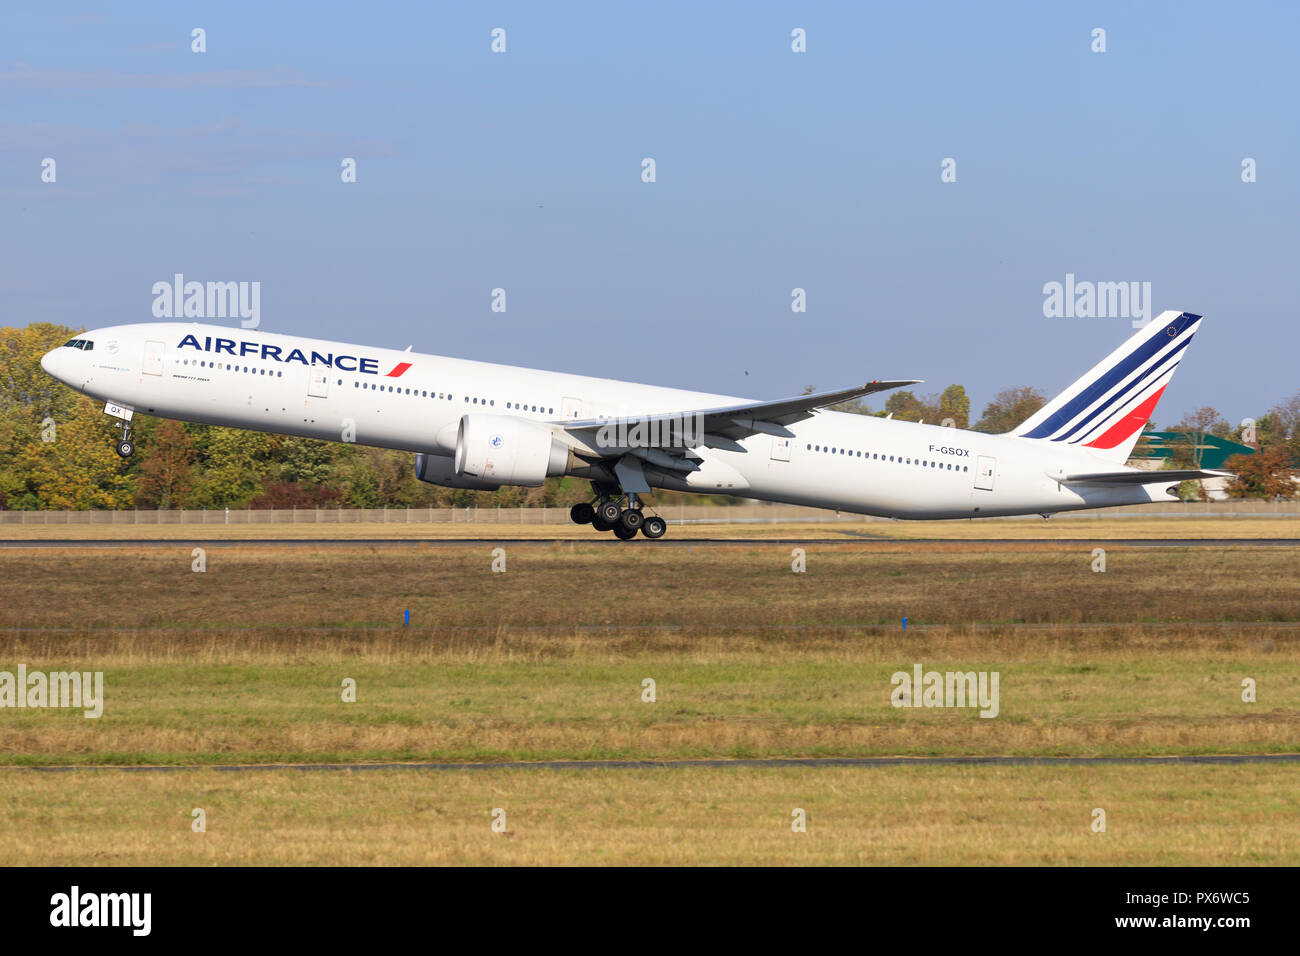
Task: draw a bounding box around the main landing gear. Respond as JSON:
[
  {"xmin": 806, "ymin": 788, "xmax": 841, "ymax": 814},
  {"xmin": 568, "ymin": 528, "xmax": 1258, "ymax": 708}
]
[{"xmin": 569, "ymin": 488, "xmax": 667, "ymax": 540}]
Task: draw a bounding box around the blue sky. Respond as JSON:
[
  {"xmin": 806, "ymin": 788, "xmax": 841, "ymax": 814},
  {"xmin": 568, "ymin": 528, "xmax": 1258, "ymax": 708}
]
[{"xmin": 3, "ymin": 1, "xmax": 1297, "ymax": 425}]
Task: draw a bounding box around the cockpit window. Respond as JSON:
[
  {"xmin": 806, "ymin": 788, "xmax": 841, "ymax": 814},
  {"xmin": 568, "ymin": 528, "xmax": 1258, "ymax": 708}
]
[
  {"xmin": 82, "ymin": 340, "xmax": 93, "ymax": 351},
  {"xmin": 61, "ymin": 339, "xmax": 94, "ymax": 350},
  {"xmin": 64, "ymin": 339, "xmax": 82, "ymax": 349}
]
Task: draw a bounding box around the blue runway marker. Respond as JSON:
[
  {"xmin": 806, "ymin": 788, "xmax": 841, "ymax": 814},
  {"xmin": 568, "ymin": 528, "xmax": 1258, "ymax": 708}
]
[
  {"xmin": 404, "ymin": 609, "xmax": 410, "ymax": 627},
  {"xmin": 902, "ymin": 617, "xmax": 907, "ymax": 631}
]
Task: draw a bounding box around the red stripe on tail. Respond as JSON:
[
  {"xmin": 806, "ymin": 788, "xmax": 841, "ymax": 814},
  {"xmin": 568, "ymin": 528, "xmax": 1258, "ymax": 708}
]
[{"xmin": 1083, "ymin": 385, "xmax": 1165, "ymax": 450}]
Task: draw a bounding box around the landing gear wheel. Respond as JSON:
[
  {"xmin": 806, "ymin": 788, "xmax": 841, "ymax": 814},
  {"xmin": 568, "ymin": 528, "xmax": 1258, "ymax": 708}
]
[
  {"xmin": 592, "ymin": 515, "xmax": 615, "ymax": 532},
  {"xmin": 115, "ymin": 439, "xmax": 135, "ymax": 458},
  {"xmin": 612, "ymin": 523, "xmax": 638, "ymax": 540},
  {"xmin": 596, "ymin": 500, "xmax": 622, "ymax": 524},
  {"xmin": 619, "ymin": 508, "xmax": 644, "ymax": 532},
  {"xmin": 570, "ymin": 502, "xmax": 595, "ymax": 525},
  {"xmin": 640, "ymin": 516, "xmax": 667, "ymax": 539}
]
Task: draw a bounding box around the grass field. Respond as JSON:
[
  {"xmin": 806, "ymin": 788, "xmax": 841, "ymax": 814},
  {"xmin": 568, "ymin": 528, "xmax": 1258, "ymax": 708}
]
[
  {"xmin": 2, "ymin": 541, "xmax": 1296, "ymax": 764},
  {"xmin": 1, "ymin": 516, "xmax": 1296, "ymax": 540},
  {"xmin": 2, "ymin": 528, "xmax": 1297, "ymax": 863},
  {"xmin": 1, "ymin": 764, "xmax": 1295, "ymax": 865}
]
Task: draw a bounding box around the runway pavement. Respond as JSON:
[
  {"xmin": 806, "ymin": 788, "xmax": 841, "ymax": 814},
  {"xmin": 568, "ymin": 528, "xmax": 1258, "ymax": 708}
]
[{"xmin": 3, "ymin": 537, "xmax": 1299, "ymax": 548}]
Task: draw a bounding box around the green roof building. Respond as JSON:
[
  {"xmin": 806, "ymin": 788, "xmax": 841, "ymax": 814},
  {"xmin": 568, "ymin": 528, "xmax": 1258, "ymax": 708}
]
[{"xmin": 1136, "ymin": 431, "xmax": 1256, "ymax": 469}]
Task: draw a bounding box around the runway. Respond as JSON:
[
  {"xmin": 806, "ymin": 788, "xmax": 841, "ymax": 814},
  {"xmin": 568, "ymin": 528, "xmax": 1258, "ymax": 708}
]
[
  {"xmin": 3, "ymin": 537, "xmax": 1299, "ymax": 548},
  {"xmin": 12, "ymin": 754, "xmax": 1300, "ymax": 772}
]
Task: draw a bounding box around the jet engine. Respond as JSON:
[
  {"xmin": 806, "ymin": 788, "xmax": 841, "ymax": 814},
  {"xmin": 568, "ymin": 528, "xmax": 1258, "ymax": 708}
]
[
  {"xmin": 454, "ymin": 414, "xmax": 572, "ymax": 486},
  {"xmin": 414, "ymin": 452, "xmax": 502, "ymax": 490}
]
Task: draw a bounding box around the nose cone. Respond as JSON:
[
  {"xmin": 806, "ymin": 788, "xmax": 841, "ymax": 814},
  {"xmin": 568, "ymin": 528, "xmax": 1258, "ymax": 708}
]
[{"xmin": 41, "ymin": 346, "xmax": 68, "ymax": 383}]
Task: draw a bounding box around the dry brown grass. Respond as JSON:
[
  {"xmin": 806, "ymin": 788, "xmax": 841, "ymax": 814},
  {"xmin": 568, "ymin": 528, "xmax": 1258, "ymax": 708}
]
[
  {"xmin": 0, "ymin": 764, "xmax": 1295, "ymax": 865},
  {"xmin": 3, "ymin": 542, "xmax": 1298, "ymax": 630}
]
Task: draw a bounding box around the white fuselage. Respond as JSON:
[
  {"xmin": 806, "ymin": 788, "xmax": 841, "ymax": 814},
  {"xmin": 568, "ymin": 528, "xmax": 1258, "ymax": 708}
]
[{"xmin": 42, "ymin": 322, "xmax": 1167, "ymax": 519}]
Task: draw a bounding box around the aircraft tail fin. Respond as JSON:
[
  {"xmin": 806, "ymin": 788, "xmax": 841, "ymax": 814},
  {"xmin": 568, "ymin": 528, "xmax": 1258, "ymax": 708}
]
[{"xmin": 1009, "ymin": 311, "xmax": 1203, "ymax": 464}]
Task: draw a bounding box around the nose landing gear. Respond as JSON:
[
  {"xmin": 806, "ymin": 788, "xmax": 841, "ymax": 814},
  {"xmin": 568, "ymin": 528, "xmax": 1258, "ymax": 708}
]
[
  {"xmin": 102, "ymin": 402, "xmax": 137, "ymax": 458},
  {"xmin": 113, "ymin": 421, "xmax": 136, "ymax": 458}
]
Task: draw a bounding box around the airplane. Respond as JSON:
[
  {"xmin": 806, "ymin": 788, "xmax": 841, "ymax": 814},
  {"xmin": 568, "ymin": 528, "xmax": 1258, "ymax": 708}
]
[{"xmin": 39, "ymin": 310, "xmax": 1226, "ymax": 539}]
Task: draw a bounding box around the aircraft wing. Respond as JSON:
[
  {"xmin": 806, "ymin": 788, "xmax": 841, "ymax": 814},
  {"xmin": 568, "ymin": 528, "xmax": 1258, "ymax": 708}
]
[
  {"xmin": 1060, "ymin": 469, "xmax": 1232, "ymax": 485},
  {"xmin": 563, "ymin": 380, "xmax": 921, "ymax": 450}
]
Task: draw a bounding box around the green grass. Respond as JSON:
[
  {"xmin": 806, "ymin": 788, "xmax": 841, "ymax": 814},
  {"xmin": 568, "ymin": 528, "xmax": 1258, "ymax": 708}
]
[{"xmin": 2, "ymin": 637, "xmax": 1295, "ymax": 765}]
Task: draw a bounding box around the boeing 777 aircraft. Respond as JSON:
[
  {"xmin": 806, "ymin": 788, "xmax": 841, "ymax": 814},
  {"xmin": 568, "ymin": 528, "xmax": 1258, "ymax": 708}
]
[{"xmin": 40, "ymin": 310, "xmax": 1224, "ymax": 539}]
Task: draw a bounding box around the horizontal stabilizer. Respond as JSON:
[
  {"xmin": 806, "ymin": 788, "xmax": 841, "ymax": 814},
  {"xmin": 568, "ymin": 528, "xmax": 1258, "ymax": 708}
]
[{"xmin": 1060, "ymin": 469, "xmax": 1231, "ymax": 486}]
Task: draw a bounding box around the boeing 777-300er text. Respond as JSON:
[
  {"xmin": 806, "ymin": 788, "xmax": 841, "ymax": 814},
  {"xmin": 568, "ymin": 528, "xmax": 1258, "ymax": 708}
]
[{"xmin": 40, "ymin": 310, "xmax": 1225, "ymax": 539}]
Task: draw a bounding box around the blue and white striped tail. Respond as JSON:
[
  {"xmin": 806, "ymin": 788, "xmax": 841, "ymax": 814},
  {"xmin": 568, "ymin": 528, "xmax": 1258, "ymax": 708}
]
[{"xmin": 1010, "ymin": 311, "xmax": 1202, "ymax": 463}]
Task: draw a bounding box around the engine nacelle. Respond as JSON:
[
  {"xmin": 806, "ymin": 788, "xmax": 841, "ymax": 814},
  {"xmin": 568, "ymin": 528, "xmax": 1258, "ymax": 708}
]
[
  {"xmin": 454, "ymin": 414, "xmax": 571, "ymax": 487},
  {"xmin": 414, "ymin": 452, "xmax": 502, "ymax": 490}
]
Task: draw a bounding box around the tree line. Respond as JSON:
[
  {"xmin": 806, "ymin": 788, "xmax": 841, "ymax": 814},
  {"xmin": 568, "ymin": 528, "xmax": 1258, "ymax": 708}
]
[{"xmin": 2, "ymin": 323, "xmax": 1296, "ymax": 510}]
